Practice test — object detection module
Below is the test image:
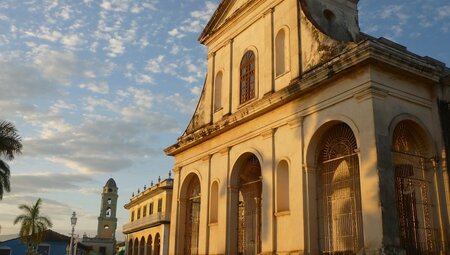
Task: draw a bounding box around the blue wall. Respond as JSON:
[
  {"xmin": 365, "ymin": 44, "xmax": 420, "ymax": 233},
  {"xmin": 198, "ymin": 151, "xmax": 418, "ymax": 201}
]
[{"xmin": 0, "ymin": 238, "xmax": 71, "ymax": 255}]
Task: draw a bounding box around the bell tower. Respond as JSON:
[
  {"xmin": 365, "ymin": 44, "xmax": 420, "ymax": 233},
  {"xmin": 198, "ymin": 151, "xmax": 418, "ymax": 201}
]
[{"xmin": 97, "ymin": 178, "xmax": 118, "ymax": 239}]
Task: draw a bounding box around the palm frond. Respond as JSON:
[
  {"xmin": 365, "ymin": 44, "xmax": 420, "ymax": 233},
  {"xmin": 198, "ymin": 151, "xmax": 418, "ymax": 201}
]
[
  {"xmin": 0, "ymin": 160, "xmax": 10, "ymax": 199},
  {"xmin": 0, "ymin": 120, "xmax": 23, "ymax": 161}
]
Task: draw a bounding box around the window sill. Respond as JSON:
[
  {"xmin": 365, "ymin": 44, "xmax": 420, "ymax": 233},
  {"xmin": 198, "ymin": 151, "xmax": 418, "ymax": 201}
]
[
  {"xmin": 274, "ymin": 210, "xmax": 290, "ymax": 217},
  {"xmin": 238, "ymin": 97, "xmax": 258, "ymax": 109},
  {"xmin": 275, "ymin": 70, "xmax": 290, "ymax": 80}
]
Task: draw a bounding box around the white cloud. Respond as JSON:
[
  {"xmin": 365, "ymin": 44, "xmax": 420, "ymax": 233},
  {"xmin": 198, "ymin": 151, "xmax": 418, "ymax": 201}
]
[
  {"xmin": 79, "ymin": 82, "xmax": 110, "ymax": 94},
  {"xmin": 30, "ymin": 45, "xmax": 78, "ymax": 85},
  {"xmin": 24, "ymin": 26, "xmax": 62, "ymax": 42},
  {"xmin": 108, "ymin": 37, "xmax": 125, "ymax": 56},
  {"xmin": 61, "ymin": 34, "xmax": 83, "ymax": 47},
  {"xmin": 168, "ymin": 28, "xmax": 184, "ymax": 38},
  {"xmin": 145, "ymin": 55, "xmax": 164, "ymax": 73}
]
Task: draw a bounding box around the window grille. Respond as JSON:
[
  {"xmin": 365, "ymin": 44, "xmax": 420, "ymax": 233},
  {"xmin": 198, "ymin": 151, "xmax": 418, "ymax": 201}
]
[
  {"xmin": 237, "ymin": 155, "xmax": 262, "ymax": 255},
  {"xmin": 184, "ymin": 177, "xmax": 201, "ymax": 255},
  {"xmin": 240, "ymin": 51, "xmax": 255, "ymax": 104},
  {"xmin": 317, "ymin": 123, "xmax": 363, "ymax": 254},
  {"xmin": 392, "ymin": 122, "xmax": 438, "ymax": 254}
]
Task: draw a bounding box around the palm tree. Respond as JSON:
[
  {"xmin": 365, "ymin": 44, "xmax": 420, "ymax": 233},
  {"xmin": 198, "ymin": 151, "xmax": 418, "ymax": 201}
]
[
  {"xmin": 0, "ymin": 120, "xmax": 23, "ymax": 199},
  {"xmin": 14, "ymin": 198, "xmax": 53, "ymax": 255}
]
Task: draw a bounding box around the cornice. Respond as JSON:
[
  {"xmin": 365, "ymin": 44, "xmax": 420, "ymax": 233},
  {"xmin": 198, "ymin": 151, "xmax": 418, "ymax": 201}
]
[{"xmin": 165, "ymin": 39, "xmax": 446, "ymax": 157}]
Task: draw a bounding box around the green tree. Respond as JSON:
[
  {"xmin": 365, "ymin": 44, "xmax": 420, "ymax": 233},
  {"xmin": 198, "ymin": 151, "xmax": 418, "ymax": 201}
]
[
  {"xmin": 0, "ymin": 120, "xmax": 23, "ymax": 199},
  {"xmin": 14, "ymin": 198, "xmax": 53, "ymax": 255}
]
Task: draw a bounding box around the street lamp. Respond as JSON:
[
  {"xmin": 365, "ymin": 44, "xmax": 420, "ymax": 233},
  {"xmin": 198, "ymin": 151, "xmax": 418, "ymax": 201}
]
[{"xmin": 68, "ymin": 212, "xmax": 77, "ymax": 255}]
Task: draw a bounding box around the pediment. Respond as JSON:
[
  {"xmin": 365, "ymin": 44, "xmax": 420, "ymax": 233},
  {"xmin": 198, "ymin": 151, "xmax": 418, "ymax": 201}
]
[{"xmin": 199, "ymin": 0, "xmax": 256, "ymax": 43}]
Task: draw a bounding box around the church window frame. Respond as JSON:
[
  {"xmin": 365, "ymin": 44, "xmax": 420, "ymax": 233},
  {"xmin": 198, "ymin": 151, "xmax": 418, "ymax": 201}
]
[
  {"xmin": 239, "ymin": 50, "xmax": 256, "ymax": 104},
  {"xmin": 275, "ymin": 27, "xmax": 290, "ymax": 77},
  {"xmin": 214, "ymin": 71, "xmax": 223, "ymax": 112},
  {"xmin": 209, "ymin": 180, "xmax": 219, "ymax": 224},
  {"xmin": 276, "ymin": 159, "xmax": 290, "ymax": 213}
]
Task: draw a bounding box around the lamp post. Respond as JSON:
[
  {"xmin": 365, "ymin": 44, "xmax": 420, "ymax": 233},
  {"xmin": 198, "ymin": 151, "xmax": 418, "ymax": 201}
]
[{"xmin": 69, "ymin": 211, "xmax": 77, "ymax": 255}]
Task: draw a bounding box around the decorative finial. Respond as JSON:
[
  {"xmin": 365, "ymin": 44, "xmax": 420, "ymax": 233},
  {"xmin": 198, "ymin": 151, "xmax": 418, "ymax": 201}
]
[
  {"xmin": 144, "ymin": 185, "xmax": 147, "ymax": 190},
  {"xmin": 132, "ymin": 192, "xmax": 134, "ymax": 197},
  {"xmin": 158, "ymin": 176, "xmax": 161, "ymax": 182},
  {"xmin": 137, "ymin": 188, "xmax": 140, "ymax": 193},
  {"xmin": 169, "ymin": 170, "xmax": 172, "ymax": 178},
  {"xmin": 151, "ymin": 181, "xmax": 153, "ymax": 186}
]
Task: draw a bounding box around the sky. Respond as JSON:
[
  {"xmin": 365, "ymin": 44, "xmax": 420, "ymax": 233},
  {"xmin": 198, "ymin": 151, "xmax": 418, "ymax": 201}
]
[{"xmin": 0, "ymin": 0, "xmax": 449, "ymax": 242}]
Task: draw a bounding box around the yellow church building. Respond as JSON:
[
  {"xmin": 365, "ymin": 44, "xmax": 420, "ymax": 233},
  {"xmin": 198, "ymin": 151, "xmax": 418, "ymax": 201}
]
[{"xmin": 164, "ymin": 0, "xmax": 450, "ymax": 254}]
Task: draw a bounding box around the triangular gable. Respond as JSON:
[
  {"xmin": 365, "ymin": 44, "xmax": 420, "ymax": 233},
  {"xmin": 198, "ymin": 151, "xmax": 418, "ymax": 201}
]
[{"xmin": 199, "ymin": 0, "xmax": 255, "ymax": 43}]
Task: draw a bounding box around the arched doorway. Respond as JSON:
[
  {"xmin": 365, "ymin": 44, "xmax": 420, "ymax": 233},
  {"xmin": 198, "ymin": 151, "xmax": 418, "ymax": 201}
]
[
  {"xmin": 183, "ymin": 176, "xmax": 201, "ymax": 254},
  {"xmin": 316, "ymin": 123, "xmax": 364, "ymax": 254},
  {"xmin": 392, "ymin": 121, "xmax": 437, "ymax": 254},
  {"xmin": 154, "ymin": 233, "xmax": 161, "ymax": 255},
  {"xmin": 231, "ymin": 153, "xmax": 262, "ymax": 255},
  {"xmin": 146, "ymin": 235, "xmax": 152, "ymax": 255}
]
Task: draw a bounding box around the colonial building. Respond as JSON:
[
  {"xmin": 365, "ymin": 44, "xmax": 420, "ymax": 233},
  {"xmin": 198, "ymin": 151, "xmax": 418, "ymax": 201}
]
[
  {"xmin": 123, "ymin": 177, "xmax": 173, "ymax": 255},
  {"xmin": 164, "ymin": 0, "xmax": 450, "ymax": 254},
  {"xmin": 82, "ymin": 178, "xmax": 118, "ymax": 255}
]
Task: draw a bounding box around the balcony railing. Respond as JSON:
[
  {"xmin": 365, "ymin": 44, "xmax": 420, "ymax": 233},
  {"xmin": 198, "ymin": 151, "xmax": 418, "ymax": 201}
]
[{"xmin": 122, "ymin": 212, "xmax": 170, "ymax": 234}]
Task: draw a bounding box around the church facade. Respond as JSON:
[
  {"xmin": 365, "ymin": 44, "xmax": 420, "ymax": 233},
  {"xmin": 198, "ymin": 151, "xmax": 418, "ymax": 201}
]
[{"xmin": 164, "ymin": 0, "xmax": 450, "ymax": 254}]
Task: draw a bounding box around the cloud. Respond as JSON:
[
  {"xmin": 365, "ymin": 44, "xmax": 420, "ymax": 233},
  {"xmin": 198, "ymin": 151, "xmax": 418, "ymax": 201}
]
[
  {"xmin": 145, "ymin": 55, "xmax": 165, "ymax": 73},
  {"xmin": 30, "ymin": 45, "xmax": 78, "ymax": 85},
  {"xmin": 61, "ymin": 34, "xmax": 84, "ymax": 47},
  {"xmin": 10, "ymin": 173, "xmax": 94, "ymax": 194},
  {"xmin": 108, "ymin": 37, "xmax": 125, "ymax": 56},
  {"xmin": 79, "ymin": 82, "xmax": 110, "ymax": 94}
]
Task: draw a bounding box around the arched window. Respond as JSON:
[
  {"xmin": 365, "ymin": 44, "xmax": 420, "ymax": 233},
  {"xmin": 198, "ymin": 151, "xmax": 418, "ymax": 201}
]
[
  {"xmin": 106, "ymin": 208, "xmax": 111, "ymax": 218},
  {"xmin": 276, "ymin": 160, "xmax": 289, "ymax": 212},
  {"xmin": 214, "ymin": 72, "xmax": 223, "ymax": 111},
  {"xmin": 276, "ymin": 29, "xmax": 287, "ymax": 76},
  {"xmin": 392, "ymin": 121, "xmax": 437, "ymax": 254},
  {"xmin": 240, "ymin": 51, "xmax": 256, "ymax": 104},
  {"xmin": 210, "ymin": 181, "xmax": 219, "ymax": 223},
  {"xmin": 317, "ymin": 123, "xmax": 363, "ymax": 254},
  {"xmin": 107, "ymin": 198, "xmax": 112, "ymax": 204}
]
